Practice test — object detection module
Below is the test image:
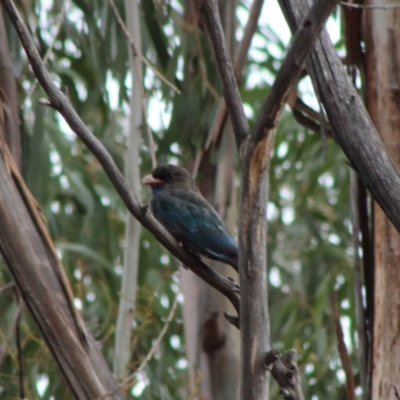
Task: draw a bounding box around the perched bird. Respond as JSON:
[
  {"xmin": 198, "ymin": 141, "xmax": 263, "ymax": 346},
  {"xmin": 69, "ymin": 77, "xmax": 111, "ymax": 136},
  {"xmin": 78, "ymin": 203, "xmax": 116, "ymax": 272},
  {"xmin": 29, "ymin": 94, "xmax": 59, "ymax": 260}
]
[{"xmin": 142, "ymin": 164, "xmax": 238, "ymax": 271}]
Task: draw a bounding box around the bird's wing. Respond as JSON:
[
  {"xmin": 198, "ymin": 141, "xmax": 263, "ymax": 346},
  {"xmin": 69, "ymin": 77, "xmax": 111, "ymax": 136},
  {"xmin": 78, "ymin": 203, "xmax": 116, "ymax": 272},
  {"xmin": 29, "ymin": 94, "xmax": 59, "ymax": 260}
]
[{"xmin": 151, "ymin": 191, "xmax": 238, "ymax": 259}]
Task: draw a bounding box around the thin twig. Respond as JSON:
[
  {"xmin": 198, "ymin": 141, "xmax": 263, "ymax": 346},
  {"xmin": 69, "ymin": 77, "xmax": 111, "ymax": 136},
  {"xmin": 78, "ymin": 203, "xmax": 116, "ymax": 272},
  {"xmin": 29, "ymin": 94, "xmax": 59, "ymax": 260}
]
[
  {"xmin": 135, "ymin": 291, "xmax": 179, "ymax": 375},
  {"xmin": 0, "ymin": 295, "xmax": 22, "ymax": 366},
  {"xmin": 233, "ymin": 0, "xmax": 265, "ymax": 79},
  {"xmin": 15, "ymin": 291, "xmax": 24, "ymax": 399},
  {"xmin": 108, "ymin": 0, "xmax": 180, "ymax": 94},
  {"xmin": 201, "ymin": 0, "xmax": 250, "ymax": 151},
  {"xmin": 200, "ymin": 0, "xmax": 264, "ymax": 169},
  {"xmin": 96, "ymin": 291, "xmax": 180, "ymax": 400},
  {"xmin": 332, "ymin": 294, "xmax": 356, "ymax": 400},
  {"xmin": 0, "ymin": 281, "xmax": 15, "ymax": 294},
  {"xmin": 108, "ymin": 0, "xmax": 157, "ymax": 169},
  {"xmin": 24, "ymin": 2, "xmax": 67, "ymax": 102},
  {"xmin": 394, "ymin": 386, "xmax": 400, "ymax": 400},
  {"xmin": 1, "ymin": 0, "xmax": 240, "ymax": 319},
  {"xmin": 350, "ymin": 171, "xmax": 368, "ymax": 394}
]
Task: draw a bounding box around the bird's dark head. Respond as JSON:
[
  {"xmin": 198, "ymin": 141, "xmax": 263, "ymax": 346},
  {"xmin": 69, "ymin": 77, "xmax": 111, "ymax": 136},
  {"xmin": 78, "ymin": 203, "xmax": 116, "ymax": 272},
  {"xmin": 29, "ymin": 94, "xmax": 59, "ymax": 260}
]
[{"xmin": 142, "ymin": 164, "xmax": 197, "ymax": 193}]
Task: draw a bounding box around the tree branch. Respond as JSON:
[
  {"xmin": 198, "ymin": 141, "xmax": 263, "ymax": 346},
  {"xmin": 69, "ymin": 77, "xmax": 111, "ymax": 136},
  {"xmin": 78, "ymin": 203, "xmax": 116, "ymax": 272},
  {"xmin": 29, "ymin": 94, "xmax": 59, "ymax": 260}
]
[
  {"xmin": 332, "ymin": 294, "xmax": 356, "ymax": 400},
  {"xmin": 202, "ymin": 0, "xmax": 265, "ymax": 159},
  {"xmin": 201, "ymin": 0, "xmax": 336, "ymax": 398},
  {"xmin": 1, "ymin": 0, "xmax": 240, "ymax": 318},
  {"xmin": 252, "ymin": 0, "xmax": 338, "ymax": 145},
  {"xmin": 278, "ymin": 0, "xmax": 400, "ymax": 235},
  {"xmin": 200, "ymin": 0, "xmax": 250, "ymax": 151},
  {"xmin": 350, "ymin": 171, "xmax": 369, "ymax": 396},
  {"xmin": 236, "ymin": 0, "xmax": 336, "ymax": 398}
]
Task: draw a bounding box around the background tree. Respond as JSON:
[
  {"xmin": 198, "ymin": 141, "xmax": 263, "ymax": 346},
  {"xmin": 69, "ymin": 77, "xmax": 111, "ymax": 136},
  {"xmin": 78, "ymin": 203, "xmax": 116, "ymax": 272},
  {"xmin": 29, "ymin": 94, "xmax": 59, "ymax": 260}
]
[
  {"xmin": 364, "ymin": 2, "xmax": 400, "ymax": 399},
  {"xmin": 0, "ymin": 1, "xmax": 397, "ymax": 399}
]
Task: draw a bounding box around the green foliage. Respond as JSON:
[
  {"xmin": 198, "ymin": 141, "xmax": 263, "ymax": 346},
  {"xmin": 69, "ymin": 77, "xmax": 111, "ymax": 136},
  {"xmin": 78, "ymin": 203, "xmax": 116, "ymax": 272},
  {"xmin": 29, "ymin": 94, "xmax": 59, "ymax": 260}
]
[{"xmin": 0, "ymin": 1, "xmax": 359, "ymax": 399}]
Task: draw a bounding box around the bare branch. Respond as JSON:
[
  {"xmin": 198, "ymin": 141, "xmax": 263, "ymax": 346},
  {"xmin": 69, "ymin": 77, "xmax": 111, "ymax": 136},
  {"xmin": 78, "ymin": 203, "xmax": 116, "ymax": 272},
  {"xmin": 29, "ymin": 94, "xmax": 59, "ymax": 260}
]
[
  {"xmin": 252, "ymin": 0, "xmax": 338, "ymax": 145},
  {"xmin": 332, "ymin": 294, "xmax": 356, "ymax": 400},
  {"xmin": 15, "ymin": 292, "xmax": 24, "ymax": 399},
  {"xmin": 200, "ymin": 0, "xmax": 265, "ymax": 168},
  {"xmin": 1, "ymin": 0, "xmax": 240, "ymax": 318},
  {"xmin": 232, "ymin": 0, "xmax": 264, "ymax": 79},
  {"xmin": 136, "ymin": 291, "xmax": 179, "ymax": 375},
  {"xmin": 108, "ymin": 0, "xmax": 157, "ymax": 169},
  {"xmin": 97, "ymin": 291, "xmax": 181, "ymax": 399},
  {"xmin": 24, "ymin": 2, "xmax": 66, "ymax": 102},
  {"xmin": 108, "ymin": 0, "xmax": 180, "ymax": 95},
  {"xmin": 350, "ymin": 171, "xmax": 370, "ymax": 395},
  {"xmin": 0, "ymin": 294, "xmax": 22, "ymax": 366},
  {"xmin": 237, "ymin": 2, "xmax": 336, "ymax": 398},
  {"xmin": 279, "ymin": 0, "xmax": 400, "ymax": 237},
  {"xmin": 200, "ymin": 0, "xmax": 250, "ymax": 150},
  {"xmin": 0, "ymin": 281, "xmax": 14, "ymax": 294}
]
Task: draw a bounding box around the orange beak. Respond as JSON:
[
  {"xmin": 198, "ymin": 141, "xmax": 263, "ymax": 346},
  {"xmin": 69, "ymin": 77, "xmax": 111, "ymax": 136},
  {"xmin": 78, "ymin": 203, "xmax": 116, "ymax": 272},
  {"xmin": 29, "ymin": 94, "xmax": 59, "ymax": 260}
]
[{"xmin": 142, "ymin": 174, "xmax": 163, "ymax": 185}]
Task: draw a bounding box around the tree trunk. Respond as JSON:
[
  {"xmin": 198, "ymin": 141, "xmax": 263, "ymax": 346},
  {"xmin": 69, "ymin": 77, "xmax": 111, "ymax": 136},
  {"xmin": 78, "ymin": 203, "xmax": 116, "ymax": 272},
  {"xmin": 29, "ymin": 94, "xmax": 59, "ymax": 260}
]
[
  {"xmin": 181, "ymin": 0, "xmax": 240, "ymax": 398},
  {"xmin": 364, "ymin": 4, "xmax": 400, "ymax": 398},
  {"xmin": 114, "ymin": 0, "xmax": 143, "ymax": 380},
  {"xmin": 182, "ymin": 130, "xmax": 240, "ymax": 400}
]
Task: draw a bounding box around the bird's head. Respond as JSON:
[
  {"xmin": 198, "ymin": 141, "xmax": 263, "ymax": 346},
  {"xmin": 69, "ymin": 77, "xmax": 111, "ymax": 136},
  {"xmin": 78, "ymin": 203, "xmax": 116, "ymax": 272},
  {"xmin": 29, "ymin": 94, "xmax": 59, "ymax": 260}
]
[{"xmin": 142, "ymin": 164, "xmax": 197, "ymax": 193}]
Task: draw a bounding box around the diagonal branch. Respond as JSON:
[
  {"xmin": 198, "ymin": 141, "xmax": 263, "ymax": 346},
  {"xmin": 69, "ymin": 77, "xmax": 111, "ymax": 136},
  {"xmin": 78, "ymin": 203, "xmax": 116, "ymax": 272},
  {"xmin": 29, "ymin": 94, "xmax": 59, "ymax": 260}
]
[
  {"xmin": 251, "ymin": 0, "xmax": 338, "ymax": 146},
  {"xmin": 202, "ymin": 0, "xmax": 265, "ymax": 154},
  {"xmin": 1, "ymin": 0, "xmax": 240, "ymax": 318},
  {"xmin": 332, "ymin": 294, "xmax": 356, "ymax": 400},
  {"xmin": 278, "ymin": 0, "xmax": 400, "ymax": 235},
  {"xmin": 200, "ymin": 0, "xmax": 250, "ymax": 151}
]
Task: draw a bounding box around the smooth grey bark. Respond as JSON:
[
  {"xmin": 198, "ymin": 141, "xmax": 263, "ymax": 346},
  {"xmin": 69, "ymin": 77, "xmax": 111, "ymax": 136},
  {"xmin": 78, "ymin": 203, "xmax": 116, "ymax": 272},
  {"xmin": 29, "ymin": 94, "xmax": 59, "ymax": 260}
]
[{"xmin": 114, "ymin": 0, "xmax": 143, "ymax": 380}]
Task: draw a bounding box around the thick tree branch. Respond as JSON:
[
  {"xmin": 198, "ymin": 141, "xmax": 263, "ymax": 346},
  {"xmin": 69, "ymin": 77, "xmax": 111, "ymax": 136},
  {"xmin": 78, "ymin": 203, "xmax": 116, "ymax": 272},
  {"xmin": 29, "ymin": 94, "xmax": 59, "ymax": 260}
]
[
  {"xmin": 278, "ymin": 0, "xmax": 400, "ymax": 235},
  {"xmin": 236, "ymin": 1, "xmax": 336, "ymax": 399},
  {"xmin": 200, "ymin": 0, "xmax": 250, "ymax": 151},
  {"xmin": 1, "ymin": 0, "xmax": 240, "ymax": 318},
  {"xmin": 201, "ymin": 0, "xmax": 336, "ymax": 398},
  {"xmin": 0, "ymin": 146, "xmax": 125, "ymax": 399}
]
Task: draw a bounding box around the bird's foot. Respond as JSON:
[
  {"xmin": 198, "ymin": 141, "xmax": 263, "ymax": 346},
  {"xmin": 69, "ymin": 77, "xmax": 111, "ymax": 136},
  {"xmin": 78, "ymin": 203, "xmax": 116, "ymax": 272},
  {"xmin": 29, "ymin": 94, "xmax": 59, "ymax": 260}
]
[{"xmin": 224, "ymin": 312, "xmax": 240, "ymax": 329}]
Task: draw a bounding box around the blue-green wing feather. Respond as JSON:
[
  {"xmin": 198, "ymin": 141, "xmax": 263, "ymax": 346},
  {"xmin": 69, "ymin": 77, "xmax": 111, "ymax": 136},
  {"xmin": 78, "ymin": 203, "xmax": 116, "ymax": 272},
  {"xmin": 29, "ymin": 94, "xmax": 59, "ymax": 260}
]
[{"xmin": 151, "ymin": 190, "xmax": 238, "ymax": 269}]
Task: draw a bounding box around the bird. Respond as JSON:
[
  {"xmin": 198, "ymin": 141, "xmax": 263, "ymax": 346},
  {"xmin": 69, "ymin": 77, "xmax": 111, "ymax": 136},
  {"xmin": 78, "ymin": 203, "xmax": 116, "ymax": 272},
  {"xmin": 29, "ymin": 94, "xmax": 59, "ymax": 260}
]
[{"xmin": 142, "ymin": 164, "xmax": 238, "ymax": 272}]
